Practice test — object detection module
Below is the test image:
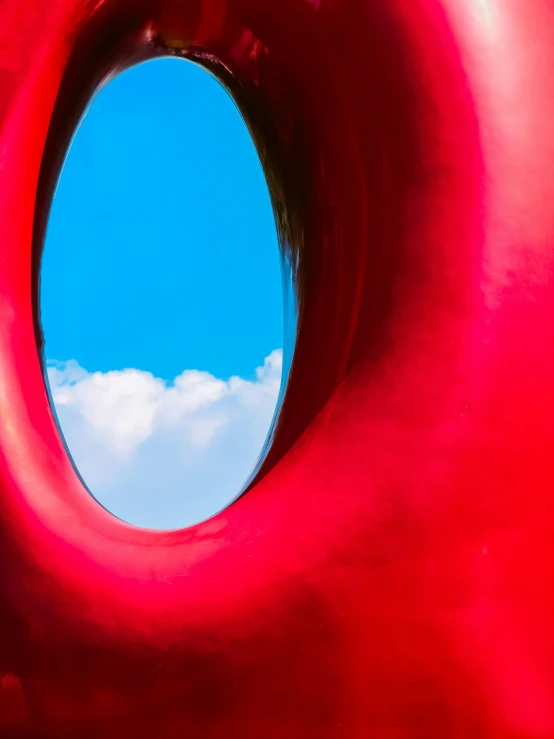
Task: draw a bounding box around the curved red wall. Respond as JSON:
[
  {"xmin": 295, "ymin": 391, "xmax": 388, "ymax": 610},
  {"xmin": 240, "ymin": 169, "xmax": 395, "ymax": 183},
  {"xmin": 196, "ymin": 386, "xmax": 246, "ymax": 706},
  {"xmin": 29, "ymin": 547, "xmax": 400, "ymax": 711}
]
[{"xmin": 2, "ymin": 0, "xmax": 554, "ymax": 736}]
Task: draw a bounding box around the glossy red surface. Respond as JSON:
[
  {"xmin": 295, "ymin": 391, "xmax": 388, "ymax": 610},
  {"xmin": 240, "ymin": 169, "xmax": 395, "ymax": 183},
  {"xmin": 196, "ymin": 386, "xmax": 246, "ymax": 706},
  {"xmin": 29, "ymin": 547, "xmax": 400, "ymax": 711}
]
[{"xmin": 2, "ymin": 0, "xmax": 554, "ymax": 736}]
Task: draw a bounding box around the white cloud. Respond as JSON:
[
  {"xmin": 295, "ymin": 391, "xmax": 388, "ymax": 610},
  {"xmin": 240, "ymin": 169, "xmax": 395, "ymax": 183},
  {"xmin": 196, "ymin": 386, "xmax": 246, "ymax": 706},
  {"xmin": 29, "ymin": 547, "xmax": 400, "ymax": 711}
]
[{"xmin": 46, "ymin": 350, "xmax": 283, "ymax": 529}]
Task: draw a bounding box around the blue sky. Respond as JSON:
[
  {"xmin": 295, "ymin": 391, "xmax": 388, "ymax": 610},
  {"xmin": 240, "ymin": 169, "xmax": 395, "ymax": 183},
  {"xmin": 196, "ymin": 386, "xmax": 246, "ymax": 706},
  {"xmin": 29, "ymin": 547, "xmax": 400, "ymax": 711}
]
[{"xmin": 42, "ymin": 58, "xmax": 283, "ymax": 529}]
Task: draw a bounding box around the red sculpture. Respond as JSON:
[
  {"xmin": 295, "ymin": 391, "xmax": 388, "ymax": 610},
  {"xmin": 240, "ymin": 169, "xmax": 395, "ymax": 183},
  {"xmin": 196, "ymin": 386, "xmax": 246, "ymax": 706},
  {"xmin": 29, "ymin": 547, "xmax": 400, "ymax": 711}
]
[{"xmin": 1, "ymin": 0, "xmax": 554, "ymax": 736}]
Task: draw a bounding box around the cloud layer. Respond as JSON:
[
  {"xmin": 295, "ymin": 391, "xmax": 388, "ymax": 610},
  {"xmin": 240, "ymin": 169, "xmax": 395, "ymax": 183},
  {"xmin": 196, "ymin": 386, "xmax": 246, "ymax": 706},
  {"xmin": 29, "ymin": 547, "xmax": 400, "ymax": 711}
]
[{"xmin": 47, "ymin": 350, "xmax": 282, "ymax": 529}]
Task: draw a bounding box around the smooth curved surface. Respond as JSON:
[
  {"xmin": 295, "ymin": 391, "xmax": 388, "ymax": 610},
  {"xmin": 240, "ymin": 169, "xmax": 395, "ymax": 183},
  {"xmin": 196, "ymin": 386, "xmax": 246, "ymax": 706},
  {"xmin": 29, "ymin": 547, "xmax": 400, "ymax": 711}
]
[{"xmin": 1, "ymin": 0, "xmax": 554, "ymax": 736}]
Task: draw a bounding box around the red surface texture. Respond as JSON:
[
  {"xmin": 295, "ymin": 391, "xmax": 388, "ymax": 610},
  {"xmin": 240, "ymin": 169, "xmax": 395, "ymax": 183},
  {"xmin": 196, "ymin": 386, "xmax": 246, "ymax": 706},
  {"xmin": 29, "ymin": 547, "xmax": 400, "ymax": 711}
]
[{"xmin": 2, "ymin": 0, "xmax": 554, "ymax": 736}]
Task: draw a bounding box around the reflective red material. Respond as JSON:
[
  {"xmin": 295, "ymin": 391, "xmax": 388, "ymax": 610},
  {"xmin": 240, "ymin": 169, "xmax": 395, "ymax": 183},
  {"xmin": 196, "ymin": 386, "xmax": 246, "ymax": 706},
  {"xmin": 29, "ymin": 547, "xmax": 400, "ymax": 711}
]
[{"xmin": 2, "ymin": 0, "xmax": 554, "ymax": 736}]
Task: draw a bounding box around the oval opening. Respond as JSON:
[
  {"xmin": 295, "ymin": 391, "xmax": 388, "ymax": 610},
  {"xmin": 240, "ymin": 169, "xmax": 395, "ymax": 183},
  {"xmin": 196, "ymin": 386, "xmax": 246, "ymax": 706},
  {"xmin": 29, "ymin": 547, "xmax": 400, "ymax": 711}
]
[{"xmin": 40, "ymin": 58, "xmax": 289, "ymax": 530}]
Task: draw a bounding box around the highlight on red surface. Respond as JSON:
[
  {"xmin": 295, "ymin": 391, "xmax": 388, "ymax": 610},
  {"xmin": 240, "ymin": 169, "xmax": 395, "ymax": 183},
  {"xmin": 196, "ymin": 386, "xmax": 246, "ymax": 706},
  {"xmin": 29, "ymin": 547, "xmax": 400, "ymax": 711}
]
[{"xmin": 1, "ymin": 0, "xmax": 554, "ymax": 736}]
